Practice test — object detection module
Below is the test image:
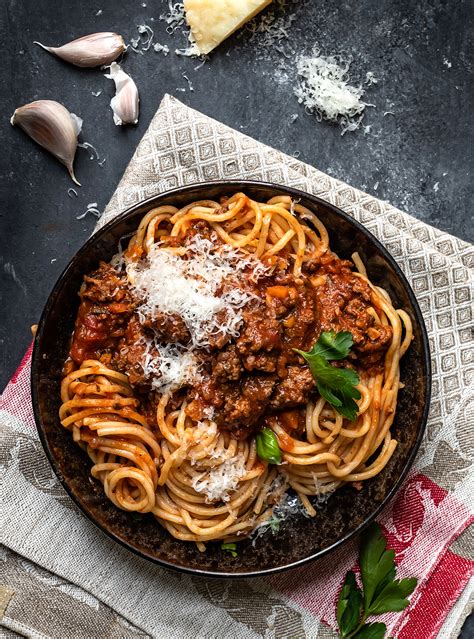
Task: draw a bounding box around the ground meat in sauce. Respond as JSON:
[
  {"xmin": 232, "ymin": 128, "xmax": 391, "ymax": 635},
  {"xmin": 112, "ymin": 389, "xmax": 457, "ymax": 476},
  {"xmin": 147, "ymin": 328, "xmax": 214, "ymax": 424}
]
[
  {"xmin": 142, "ymin": 312, "xmax": 190, "ymax": 344},
  {"xmin": 69, "ymin": 262, "xmax": 135, "ymax": 364},
  {"xmin": 217, "ymin": 375, "xmax": 277, "ymax": 439},
  {"xmin": 241, "ymin": 351, "xmax": 278, "ymax": 373},
  {"xmin": 112, "ymin": 316, "xmax": 150, "ymax": 387},
  {"xmin": 212, "ymin": 345, "xmax": 243, "ymax": 381},
  {"xmin": 236, "ymin": 309, "xmax": 282, "ymax": 354},
  {"xmin": 269, "ymin": 366, "xmax": 315, "ymax": 409},
  {"xmin": 81, "ymin": 262, "xmax": 132, "ymax": 304},
  {"xmin": 306, "ymin": 253, "xmax": 392, "ymax": 368},
  {"xmin": 264, "ymin": 408, "xmax": 306, "ymax": 438},
  {"xmin": 69, "ymin": 220, "xmax": 393, "ymax": 439}
]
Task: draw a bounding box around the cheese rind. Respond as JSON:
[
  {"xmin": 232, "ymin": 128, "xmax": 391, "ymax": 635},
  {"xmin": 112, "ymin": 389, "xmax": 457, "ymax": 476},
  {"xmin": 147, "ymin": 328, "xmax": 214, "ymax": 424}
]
[{"xmin": 184, "ymin": 0, "xmax": 273, "ymax": 54}]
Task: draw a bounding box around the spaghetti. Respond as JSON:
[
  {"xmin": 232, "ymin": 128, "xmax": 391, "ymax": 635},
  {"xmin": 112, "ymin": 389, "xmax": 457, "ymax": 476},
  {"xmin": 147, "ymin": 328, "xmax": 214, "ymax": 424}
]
[{"xmin": 60, "ymin": 192, "xmax": 413, "ymax": 548}]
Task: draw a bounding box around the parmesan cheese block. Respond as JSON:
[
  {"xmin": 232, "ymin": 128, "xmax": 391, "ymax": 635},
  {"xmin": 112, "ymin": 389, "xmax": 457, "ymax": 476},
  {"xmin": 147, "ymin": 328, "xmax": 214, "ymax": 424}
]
[{"xmin": 184, "ymin": 0, "xmax": 273, "ymax": 54}]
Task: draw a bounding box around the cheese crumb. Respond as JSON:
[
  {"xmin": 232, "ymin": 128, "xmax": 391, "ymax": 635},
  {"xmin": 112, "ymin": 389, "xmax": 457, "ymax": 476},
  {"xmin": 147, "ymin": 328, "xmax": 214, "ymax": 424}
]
[
  {"xmin": 175, "ymin": 41, "xmax": 201, "ymax": 57},
  {"xmin": 244, "ymin": 1, "xmax": 296, "ymax": 50},
  {"xmin": 160, "ymin": 1, "xmax": 186, "ymax": 34},
  {"xmin": 154, "ymin": 43, "xmax": 170, "ymax": 55},
  {"xmin": 143, "ymin": 342, "xmax": 200, "ymax": 392}
]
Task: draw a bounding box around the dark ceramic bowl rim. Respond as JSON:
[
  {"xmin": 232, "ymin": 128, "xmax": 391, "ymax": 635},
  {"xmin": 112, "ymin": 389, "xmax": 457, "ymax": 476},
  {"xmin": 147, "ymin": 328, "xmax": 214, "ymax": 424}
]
[{"xmin": 31, "ymin": 180, "xmax": 431, "ymax": 578}]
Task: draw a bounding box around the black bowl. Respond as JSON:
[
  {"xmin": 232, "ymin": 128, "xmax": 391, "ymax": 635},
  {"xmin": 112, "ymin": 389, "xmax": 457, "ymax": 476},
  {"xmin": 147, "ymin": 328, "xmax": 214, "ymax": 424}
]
[{"xmin": 31, "ymin": 180, "xmax": 431, "ymax": 577}]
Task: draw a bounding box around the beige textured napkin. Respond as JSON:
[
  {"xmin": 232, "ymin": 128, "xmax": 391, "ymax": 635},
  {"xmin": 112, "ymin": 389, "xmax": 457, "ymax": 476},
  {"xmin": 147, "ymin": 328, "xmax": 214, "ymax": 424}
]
[{"xmin": 1, "ymin": 95, "xmax": 473, "ymax": 639}]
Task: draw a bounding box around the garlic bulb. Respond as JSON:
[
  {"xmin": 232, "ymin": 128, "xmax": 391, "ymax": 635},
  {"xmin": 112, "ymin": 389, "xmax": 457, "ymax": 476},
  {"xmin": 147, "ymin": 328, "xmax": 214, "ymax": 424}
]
[
  {"xmin": 34, "ymin": 32, "xmax": 126, "ymax": 68},
  {"xmin": 11, "ymin": 100, "xmax": 82, "ymax": 185},
  {"xmin": 105, "ymin": 62, "xmax": 139, "ymax": 126}
]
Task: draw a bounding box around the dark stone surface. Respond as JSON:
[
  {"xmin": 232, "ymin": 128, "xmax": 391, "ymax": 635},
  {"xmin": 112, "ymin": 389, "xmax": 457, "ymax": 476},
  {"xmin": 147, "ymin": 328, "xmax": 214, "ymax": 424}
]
[{"xmin": 0, "ymin": 0, "xmax": 472, "ymax": 631}]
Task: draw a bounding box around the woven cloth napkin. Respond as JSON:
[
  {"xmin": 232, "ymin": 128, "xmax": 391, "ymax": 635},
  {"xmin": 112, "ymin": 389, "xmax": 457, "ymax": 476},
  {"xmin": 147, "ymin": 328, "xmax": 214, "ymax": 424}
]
[{"xmin": 1, "ymin": 95, "xmax": 473, "ymax": 639}]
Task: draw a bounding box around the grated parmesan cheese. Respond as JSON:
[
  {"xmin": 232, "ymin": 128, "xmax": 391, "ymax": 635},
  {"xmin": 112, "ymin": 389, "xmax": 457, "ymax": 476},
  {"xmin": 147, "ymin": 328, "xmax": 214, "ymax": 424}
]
[
  {"xmin": 311, "ymin": 475, "xmax": 339, "ymax": 506},
  {"xmin": 130, "ymin": 23, "xmax": 156, "ymax": 54},
  {"xmin": 175, "ymin": 39, "xmax": 201, "ymax": 57},
  {"xmin": 193, "ymin": 419, "xmax": 217, "ymax": 439},
  {"xmin": 295, "ymin": 50, "xmax": 374, "ymax": 134},
  {"xmin": 182, "ymin": 73, "xmax": 194, "ymax": 91},
  {"xmin": 130, "ymin": 23, "xmax": 170, "ymax": 57},
  {"xmin": 188, "ymin": 419, "xmax": 218, "ymax": 465},
  {"xmin": 137, "ymin": 24, "xmax": 154, "ymax": 51},
  {"xmin": 76, "ymin": 202, "xmax": 102, "ymax": 220},
  {"xmin": 202, "ymin": 405, "xmax": 215, "ymax": 419},
  {"xmin": 78, "ymin": 141, "xmax": 100, "ymax": 161},
  {"xmin": 127, "ymin": 235, "xmax": 263, "ymax": 350},
  {"xmin": 160, "ymin": 1, "xmax": 186, "ymax": 34},
  {"xmin": 252, "ymin": 476, "xmax": 338, "ymax": 543},
  {"xmin": 153, "ymin": 42, "xmax": 170, "ymax": 55},
  {"xmin": 77, "ymin": 141, "xmax": 107, "ymax": 166},
  {"xmin": 243, "ymin": 2, "xmax": 296, "ymax": 49},
  {"xmin": 192, "ymin": 456, "xmax": 247, "ymax": 502},
  {"xmin": 365, "ymin": 71, "xmax": 378, "ymax": 86},
  {"xmin": 158, "ymin": 1, "xmax": 204, "ymax": 58},
  {"xmin": 126, "ymin": 234, "xmax": 268, "ymax": 392},
  {"xmin": 251, "ymin": 491, "xmax": 306, "ymax": 544},
  {"xmin": 142, "ymin": 341, "xmax": 200, "ymax": 392}
]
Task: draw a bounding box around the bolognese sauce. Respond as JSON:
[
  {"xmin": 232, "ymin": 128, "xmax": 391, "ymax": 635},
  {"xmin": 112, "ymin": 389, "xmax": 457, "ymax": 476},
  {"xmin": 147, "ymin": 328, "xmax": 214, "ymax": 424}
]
[
  {"xmin": 69, "ymin": 219, "xmax": 392, "ymax": 440},
  {"xmin": 60, "ymin": 193, "xmax": 411, "ymax": 547}
]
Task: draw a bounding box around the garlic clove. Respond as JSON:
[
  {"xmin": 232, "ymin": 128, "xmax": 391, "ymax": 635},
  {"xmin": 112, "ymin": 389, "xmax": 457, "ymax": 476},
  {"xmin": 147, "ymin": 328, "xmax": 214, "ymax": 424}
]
[
  {"xmin": 104, "ymin": 62, "xmax": 140, "ymax": 126},
  {"xmin": 34, "ymin": 32, "xmax": 126, "ymax": 68},
  {"xmin": 11, "ymin": 100, "xmax": 82, "ymax": 185}
]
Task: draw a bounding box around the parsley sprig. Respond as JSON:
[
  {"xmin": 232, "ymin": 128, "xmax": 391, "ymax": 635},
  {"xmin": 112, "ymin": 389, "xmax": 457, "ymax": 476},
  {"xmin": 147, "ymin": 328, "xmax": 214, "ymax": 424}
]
[
  {"xmin": 221, "ymin": 542, "xmax": 238, "ymax": 557},
  {"xmin": 336, "ymin": 523, "xmax": 417, "ymax": 638},
  {"xmin": 295, "ymin": 331, "xmax": 361, "ymax": 420}
]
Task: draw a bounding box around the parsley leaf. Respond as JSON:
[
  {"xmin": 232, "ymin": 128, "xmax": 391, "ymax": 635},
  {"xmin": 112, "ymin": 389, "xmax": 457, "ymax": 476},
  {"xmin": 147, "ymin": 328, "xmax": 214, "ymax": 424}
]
[
  {"xmin": 295, "ymin": 331, "xmax": 361, "ymax": 420},
  {"xmin": 335, "ymin": 523, "xmax": 418, "ymax": 638},
  {"xmin": 256, "ymin": 427, "xmax": 282, "ymax": 465},
  {"xmin": 337, "ymin": 571, "xmax": 363, "ymax": 637},
  {"xmin": 221, "ymin": 542, "xmax": 238, "ymax": 557},
  {"xmin": 360, "ymin": 522, "xmax": 396, "ymax": 611},
  {"xmin": 367, "ymin": 577, "xmax": 417, "ymax": 615},
  {"xmin": 360, "ymin": 523, "xmax": 416, "ymax": 615},
  {"xmin": 312, "ymin": 330, "xmax": 354, "ymax": 360}
]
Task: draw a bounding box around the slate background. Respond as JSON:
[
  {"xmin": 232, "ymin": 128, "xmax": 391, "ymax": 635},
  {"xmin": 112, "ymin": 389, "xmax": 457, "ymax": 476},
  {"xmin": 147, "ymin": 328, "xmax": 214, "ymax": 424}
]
[{"xmin": 1, "ymin": 0, "xmax": 472, "ymax": 636}]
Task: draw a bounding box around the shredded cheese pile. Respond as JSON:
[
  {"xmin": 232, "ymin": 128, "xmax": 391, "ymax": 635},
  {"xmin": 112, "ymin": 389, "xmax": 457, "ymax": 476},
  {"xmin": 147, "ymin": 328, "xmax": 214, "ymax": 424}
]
[
  {"xmin": 191, "ymin": 456, "xmax": 247, "ymax": 502},
  {"xmin": 128, "ymin": 236, "xmax": 259, "ymax": 348},
  {"xmin": 126, "ymin": 234, "xmax": 267, "ymax": 391},
  {"xmin": 295, "ymin": 50, "xmax": 372, "ymax": 132}
]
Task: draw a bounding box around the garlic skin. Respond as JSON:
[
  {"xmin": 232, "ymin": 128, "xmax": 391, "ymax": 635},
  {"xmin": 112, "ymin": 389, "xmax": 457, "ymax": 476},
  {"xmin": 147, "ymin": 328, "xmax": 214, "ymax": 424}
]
[
  {"xmin": 11, "ymin": 100, "xmax": 82, "ymax": 185},
  {"xmin": 105, "ymin": 62, "xmax": 139, "ymax": 126},
  {"xmin": 34, "ymin": 32, "xmax": 126, "ymax": 68}
]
